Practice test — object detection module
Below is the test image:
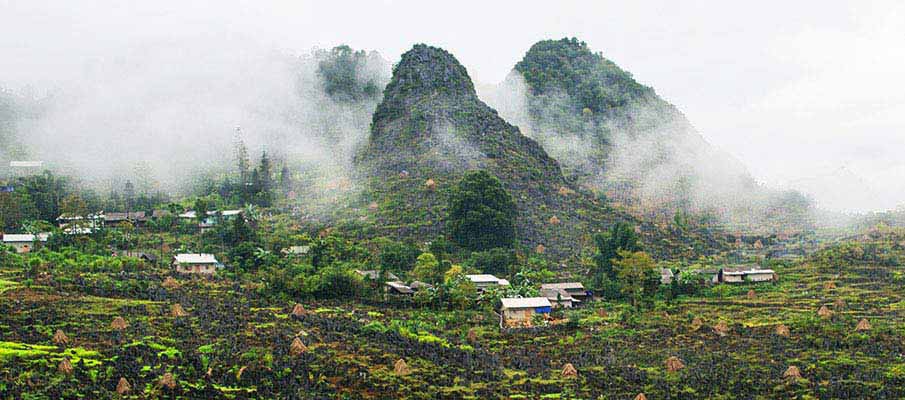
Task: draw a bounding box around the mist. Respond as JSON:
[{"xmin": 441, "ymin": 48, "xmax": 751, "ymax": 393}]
[{"xmin": 1, "ymin": 36, "xmax": 389, "ymax": 204}]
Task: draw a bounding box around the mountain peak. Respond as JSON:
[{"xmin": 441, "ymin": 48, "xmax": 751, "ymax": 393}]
[{"xmin": 377, "ymin": 44, "xmax": 475, "ymax": 110}]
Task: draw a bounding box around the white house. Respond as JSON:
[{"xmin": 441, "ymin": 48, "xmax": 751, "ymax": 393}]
[
  {"xmin": 2, "ymin": 233, "xmax": 49, "ymax": 253},
  {"xmin": 465, "ymin": 274, "xmax": 510, "ymax": 290},
  {"xmin": 500, "ymin": 297, "xmax": 552, "ymax": 327},
  {"xmin": 173, "ymin": 253, "xmax": 223, "ymax": 275}
]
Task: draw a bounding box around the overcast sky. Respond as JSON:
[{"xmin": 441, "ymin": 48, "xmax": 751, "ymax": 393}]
[{"xmin": 1, "ymin": 0, "xmax": 903, "ymax": 211}]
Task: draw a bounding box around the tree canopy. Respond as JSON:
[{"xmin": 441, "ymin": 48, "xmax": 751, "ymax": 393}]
[{"xmin": 446, "ymin": 170, "xmax": 517, "ymax": 252}]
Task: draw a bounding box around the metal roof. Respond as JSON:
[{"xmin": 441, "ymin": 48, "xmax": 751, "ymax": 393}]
[
  {"xmin": 3, "ymin": 234, "xmax": 48, "ymax": 243},
  {"xmin": 501, "ymin": 297, "xmax": 552, "ymax": 309},
  {"xmin": 540, "ymin": 282, "xmax": 585, "ymax": 291},
  {"xmin": 466, "ymin": 274, "xmax": 504, "ymax": 283},
  {"xmin": 173, "ymin": 253, "xmax": 219, "ymax": 264}
]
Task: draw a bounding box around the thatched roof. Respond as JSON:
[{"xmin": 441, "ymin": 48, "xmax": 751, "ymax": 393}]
[
  {"xmin": 561, "ymin": 363, "xmax": 578, "ymax": 378},
  {"xmin": 291, "ymin": 303, "xmax": 306, "ymax": 317},
  {"xmin": 817, "ymin": 305, "xmax": 833, "ymax": 318},
  {"xmin": 713, "ymin": 321, "xmax": 729, "ymax": 336},
  {"xmin": 665, "ymin": 356, "xmax": 685, "ymax": 372},
  {"xmin": 116, "ymin": 377, "xmax": 131, "ymax": 394},
  {"xmin": 171, "ymin": 303, "xmax": 188, "ymax": 317},
  {"xmin": 856, "ymin": 318, "xmax": 871, "ymax": 331},
  {"xmin": 290, "ymin": 337, "xmax": 308, "ymax": 356},
  {"xmin": 162, "ymin": 277, "xmax": 180, "ymax": 289},
  {"xmin": 775, "ymin": 324, "xmax": 790, "ymax": 337},
  {"xmin": 58, "ymin": 357, "xmax": 73, "ymax": 375},
  {"xmin": 394, "ymin": 359, "xmax": 410, "ymax": 375},
  {"xmin": 159, "ymin": 372, "xmax": 177, "ymax": 389},
  {"xmin": 53, "ymin": 329, "xmax": 69, "ymax": 346},
  {"xmin": 783, "ymin": 365, "xmax": 802, "ymax": 380},
  {"xmin": 111, "ymin": 316, "xmax": 128, "ymax": 330}
]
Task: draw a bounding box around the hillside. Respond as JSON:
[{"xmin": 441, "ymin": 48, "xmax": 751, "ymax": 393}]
[
  {"xmin": 493, "ymin": 38, "xmax": 811, "ymax": 233},
  {"xmin": 354, "ymin": 44, "xmax": 724, "ymax": 259}
]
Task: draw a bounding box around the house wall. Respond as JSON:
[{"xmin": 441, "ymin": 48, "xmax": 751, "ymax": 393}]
[
  {"xmin": 747, "ymin": 273, "xmax": 775, "ymax": 282},
  {"xmin": 176, "ymin": 263, "xmax": 216, "ymax": 275},
  {"xmin": 6, "ymin": 242, "xmax": 31, "ymax": 253},
  {"xmin": 723, "ymin": 275, "xmax": 745, "ymax": 283},
  {"xmin": 503, "ymin": 308, "xmax": 535, "ymax": 326}
]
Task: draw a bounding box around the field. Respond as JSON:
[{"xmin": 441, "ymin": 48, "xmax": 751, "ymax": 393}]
[{"xmin": 1, "ymin": 230, "xmax": 904, "ymax": 399}]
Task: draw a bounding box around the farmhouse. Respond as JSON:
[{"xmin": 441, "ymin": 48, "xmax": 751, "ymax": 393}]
[
  {"xmin": 500, "ymin": 297, "xmax": 552, "ymax": 327},
  {"xmin": 104, "ymin": 211, "xmax": 148, "ymax": 226},
  {"xmin": 466, "ymin": 274, "xmax": 510, "ymax": 291},
  {"xmin": 409, "ymin": 281, "xmax": 434, "ymax": 291},
  {"xmin": 2, "ymin": 233, "xmax": 49, "ymax": 253},
  {"xmin": 384, "ymin": 281, "xmax": 414, "ymax": 295},
  {"xmin": 716, "ymin": 266, "xmax": 777, "ymax": 284},
  {"xmin": 540, "ymin": 287, "xmax": 574, "ymax": 308},
  {"xmin": 178, "ymin": 209, "xmax": 243, "ymax": 232},
  {"xmin": 660, "ymin": 268, "xmax": 675, "ymax": 284},
  {"xmin": 281, "ymin": 245, "xmax": 310, "ymax": 256},
  {"xmin": 173, "ymin": 253, "xmax": 222, "ymax": 275},
  {"xmin": 540, "ymin": 282, "xmax": 589, "ymax": 301}
]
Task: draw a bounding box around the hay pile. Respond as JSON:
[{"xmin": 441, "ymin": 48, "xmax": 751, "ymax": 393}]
[
  {"xmin": 548, "ymin": 216, "xmax": 560, "ymax": 225},
  {"xmin": 171, "ymin": 304, "xmax": 189, "ymax": 317},
  {"xmin": 665, "ymin": 356, "xmax": 685, "ymax": 372},
  {"xmin": 817, "ymin": 305, "xmax": 833, "ymax": 319},
  {"xmin": 162, "ymin": 277, "xmax": 180, "ymax": 289},
  {"xmin": 535, "ymin": 244, "xmax": 546, "ymax": 254},
  {"xmin": 855, "ymin": 318, "xmax": 871, "ymax": 331},
  {"xmin": 558, "ymin": 186, "xmax": 574, "ymax": 196},
  {"xmin": 783, "ymin": 366, "xmax": 802, "ymax": 380},
  {"xmin": 424, "ymin": 179, "xmax": 436, "ymax": 191},
  {"xmin": 111, "ymin": 316, "xmax": 128, "ymax": 331},
  {"xmin": 634, "ymin": 394, "xmax": 648, "ymax": 400},
  {"xmin": 53, "ymin": 329, "xmax": 69, "ymax": 346},
  {"xmin": 58, "ymin": 357, "xmax": 73, "ymax": 375},
  {"xmin": 291, "ymin": 304, "xmax": 306, "ymax": 317},
  {"xmin": 824, "ymin": 281, "xmax": 837, "ymax": 290},
  {"xmin": 775, "ymin": 324, "xmax": 791, "ymax": 337},
  {"xmin": 159, "ymin": 372, "xmax": 177, "ymax": 389},
  {"xmin": 597, "ymin": 308, "xmax": 608, "ymax": 318},
  {"xmin": 290, "ymin": 337, "xmax": 308, "ymax": 356},
  {"xmin": 467, "ymin": 328, "xmax": 478, "ymax": 342},
  {"xmin": 746, "ymin": 289, "xmax": 757, "ymax": 299},
  {"xmin": 561, "ymin": 363, "xmax": 578, "ymax": 378},
  {"xmin": 116, "ymin": 377, "xmax": 131, "ymax": 394},
  {"xmin": 690, "ymin": 317, "xmax": 703, "ymax": 332},
  {"xmin": 834, "ymin": 298, "xmax": 847, "ymax": 309},
  {"xmin": 394, "ymin": 359, "xmax": 410, "ymax": 375},
  {"xmin": 713, "ymin": 321, "xmax": 729, "ymax": 337}
]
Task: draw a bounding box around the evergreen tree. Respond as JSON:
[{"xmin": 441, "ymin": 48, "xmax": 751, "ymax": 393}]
[
  {"xmin": 447, "ymin": 170, "xmax": 517, "ymax": 252},
  {"xmin": 593, "ymin": 222, "xmax": 642, "ymax": 280}
]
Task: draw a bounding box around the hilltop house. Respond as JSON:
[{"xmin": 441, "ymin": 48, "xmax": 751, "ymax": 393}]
[
  {"xmin": 540, "ymin": 287, "xmax": 574, "ymax": 308},
  {"xmin": 173, "ymin": 253, "xmax": 223, "ymax": 275},
  {"xmin": 540, "ymin": 282, "xmax": 589, "ymax": 302},
  {"xmin": 500, "ymin": 297, "xmax": 552, "ymax": 327},
  {"xmin": 2, "ymin": 233, "xmax": 49, "ymax": 253},
  {"xmin": 466, "ymin": 274, "xmax": 510, "ymax": 291}
]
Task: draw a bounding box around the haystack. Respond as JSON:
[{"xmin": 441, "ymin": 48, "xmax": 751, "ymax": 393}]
[
  {"xmin": 467, "ymin": 328, "xmax": 478, "ymax": 342},
  {"xmin": 665, "ymin": 356, "xmax": 685, "ymax": 372},
  {"xmin": 367, "ymin": 202, "xmax": 379, "ymax": 211},
  {"xmin": 690, "ymin": 317, "xmax": 703, "ymax": 331},
  {"xmin": 561, "ymin": 363, "xmax": 578, "ymax": 378},
  {"xmin": 291, "ymin": 303, "xmax": 306, "ymax": 317},
  {"xmin": 424, "ymin": 179, "xmax": 437, "ymax": 191},
  {"xmin": 159, "ymin": 372, "xmax": 177, "ymax": 389},
  {"xmin": 834, "ymin": 298, "xmax": 846, "ymax": 309},
  {"xmin": 634, "ymin": 394, "xmax": 648, "ymax": 400},
  {"xmin": 162, "ymin": 277, "xmax": 180, "ymax": 289},
  {"xmin": 783, "ymin": 365, "xmax": 802, "ymax": 380},
  {"xmin": 535, "ymin": 244, "xmax": 546, "ymax": 254},
  {"xmin": 824, "ymin": 281, "xmax": 837, "ymax": 290},
  {"xmin": 171, "ymin": 303, "xmax": 189, "ymax": 317},
  {"xmin": 53, "ymin": 329, "xmax": 69, "ymax": 346},
  {"xmin": 855, "ymin": 318, "xmax": 871, "ymax": 331},
  {"xmin": 775, "ymin": 324, "xmax": 790, "ymax": 337},
  {"xmin": 713, "ymin": 321, "xmax": 729, "ymax": 336},
  {"xmin": 290, "ymin": 337, "xmax": 308, "ymax": 356},
  {"xmin": 116, "ymin": 377, "xmax": 132, "ymax": 394},
  {"xmin": 746, "ymin": 289, "xmax": 757, "ymax": 300},
  {"xmin": 111, "ymin": 316, "xmax": 128, "ymax": 330},
  {"xmin": 596, "ymin": 308, "xmax": 608, "ymax": 318},
  {"xmin": 558, "ymin": 186, "xmax": 574, "ymax": 196},
  {"xmin": 58, "ymin": 357, "xmax": 73, "ymax": 375},
  {"xmin": 548, "ymin": 216, "xmax": 560, "ymax": 225},
  {"xmin": 817, "ymin": 305, "xmax": 833, "ymax": 319},
  {"xmin": 394, "ymin": 359, "xmax": 410, "ymax": 375}
]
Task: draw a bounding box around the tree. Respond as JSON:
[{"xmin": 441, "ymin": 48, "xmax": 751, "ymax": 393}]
[
  {"xmin": 612, "ymin": 250, "xmax": 657, "ymax": 308},
  {"xmin": 193, "ymin": 198, "xmax": 210, "ymax": 225},
  {"xmin": 234, "ymin": 127, "xmax": 250, "ymax": 184},
  {"xmin": 593, "ymin": 222, "xmax": 642, "ymax": 281},
  {"xmin": 467, "ymin": 248, "xmax": 515, "ymax": 276},
  {"xmin": 447, "ymin": 170, "xmax": 517, "ymax": 252},
  {"xmin": 379, "ymin": 240, "xmax": 419, "ymax": 274},
  {"xmin": 253, "ymin": 151, "xmax": 273, "ymax": 207},
  {"xmin": 411, "ymin": 252, "xmax": 442, "ymax": 283}
]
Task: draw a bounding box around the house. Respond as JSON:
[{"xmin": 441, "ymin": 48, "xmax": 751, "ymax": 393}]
[
  {"xmin": 355, "ymin": 269, "xmax": 400, "ymax": 281},
  {"xmin": 119, "ymin": 250, "xmax": 158, "ymax": 263},
  {"xmin": 179, "ymin": 209, "xmax": 243, "ymax": 232},
  {"xmin": 2, "ymin": 233, "xmax": 49, "ymax": 253},
  {"xmin": 500, "ymin": 297, "xmax": 552, "ymax": 327},
  {"xmin": 716, "ymin": 266, "xmax": 777, "ymax": 284},
  {"xmin": 104, "ymin": 211, "xmax": 148, "ymax": 227},
  {"xmin": 281, "ymin": 245, "xmax": 310, "ymax": 256},
  {"xmin": 466, "ymin": 274, "xmax": 510, "ymax": 291},
  {"xmin": 56, "ymin": 213, "xmax": 103, "ymax": 230},
  {"xmin": 540, "ymin": 282, "xmax": 589, "ymax": 301},
  {"xmin": 409, "ymin": 281, "xmax": 434, "ymax": 291},
  {"xmin": 384, "ymin": 281, "xmax": 414, "ymax": 295},
  {"xmin": 660, "ymin": 268, "xmax": 675, "ymax": 285},
  {"xmin": 540, "ymin": 287, "xmax": 574, "ymax": 308},
  {"xmin": 173, "ymin": 253, "xmax": 223, "ymax": 275}
]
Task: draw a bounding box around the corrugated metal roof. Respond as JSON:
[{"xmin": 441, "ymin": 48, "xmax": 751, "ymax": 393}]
[
  {"xmin": 541, "ymin": 282, "xmax": 585, "ymax": 291},
  {"xmin": 466, "ymin": 274, "xmax": 503, "ymax": 283},
  {"xmin": 2, "ymin": 233, "xmax": 49, "ymax": 242},
  {"xmin": 501, "ymin": 297, "xmax": 552, "ymax": 309},
  {"xmin": 174, "ymin": 253, "xmax": 219, "ymax": 264}
]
